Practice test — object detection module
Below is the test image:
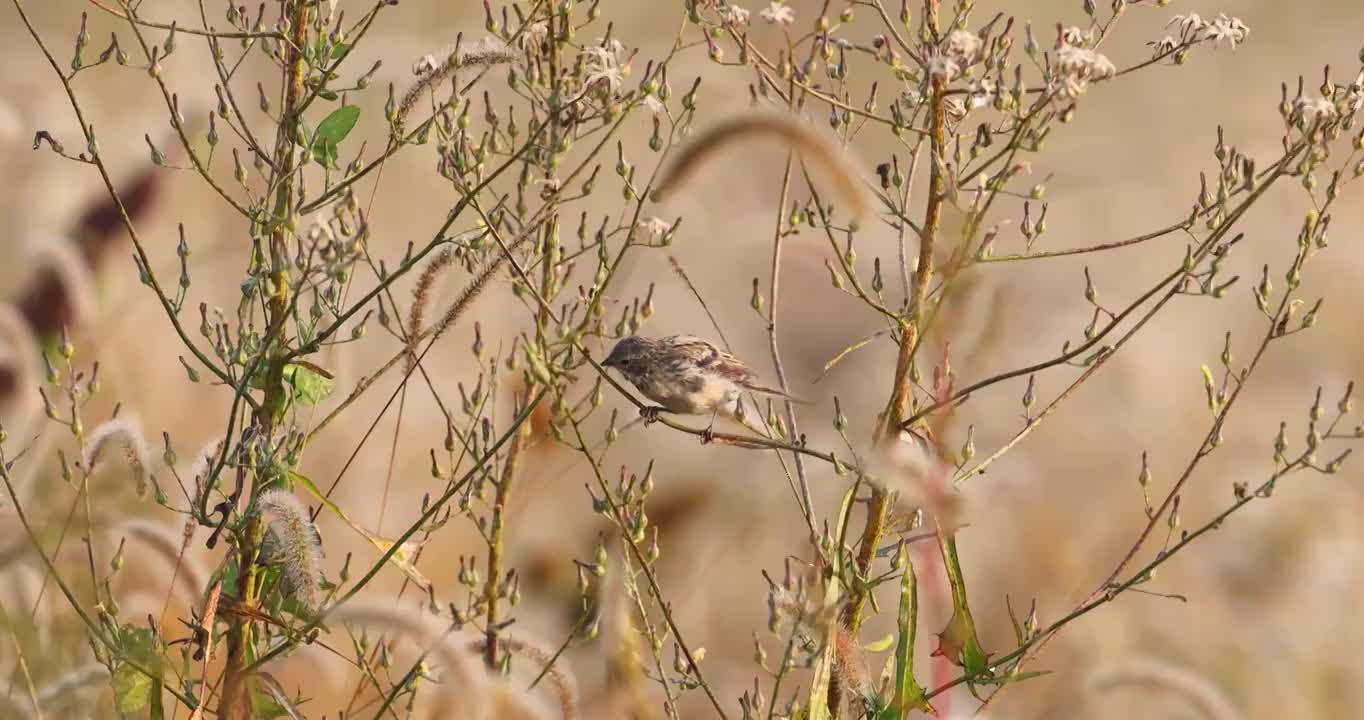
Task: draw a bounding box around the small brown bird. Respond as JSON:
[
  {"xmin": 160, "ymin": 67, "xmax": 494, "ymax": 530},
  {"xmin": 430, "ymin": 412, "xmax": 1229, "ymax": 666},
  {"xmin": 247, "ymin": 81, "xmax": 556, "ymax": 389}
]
[{"xmin": 602, "ymin": 334, "xmax": 805, "ymax": 434}]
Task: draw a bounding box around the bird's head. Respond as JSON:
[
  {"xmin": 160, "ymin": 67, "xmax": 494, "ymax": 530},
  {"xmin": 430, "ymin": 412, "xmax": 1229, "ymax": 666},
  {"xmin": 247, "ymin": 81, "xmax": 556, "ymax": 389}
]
[{"xmin": 603, "ymin": 336, "xmax": 655, "ymax": 378}]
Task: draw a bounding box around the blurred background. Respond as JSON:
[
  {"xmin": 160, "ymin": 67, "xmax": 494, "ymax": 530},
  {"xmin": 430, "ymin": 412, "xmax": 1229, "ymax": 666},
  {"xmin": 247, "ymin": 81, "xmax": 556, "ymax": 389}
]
[{"xmin": 1, "ymin": 0, "xmax": 1363, "ymax": 717}]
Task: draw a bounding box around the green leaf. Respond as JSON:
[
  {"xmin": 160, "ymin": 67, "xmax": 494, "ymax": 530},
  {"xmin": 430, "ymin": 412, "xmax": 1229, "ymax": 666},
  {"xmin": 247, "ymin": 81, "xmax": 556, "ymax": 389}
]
[
  {"xmin": 254, "ymin": 671, "xmax": 308, "ymax": 720},
  {"xmin": 253, "ymin": 689, "xmax": 290, "ymax": 720},
  {"xmin": 330, "ymin": 42, "xmax": 352, "ymax": 60},
  {"xmin": 931, "ymin": 534, "xmax": 992, "ymax": 692},
  {"xmin": 150, "ymin": 677, "xmax": 166, "ymax": 720},
  {"xmin": 117, "ymin": 625, "xmax": 161, "ymax": 666},
  {"xmin": 112, "ymin": 625, "xmax": 163, "ymax": 713},
  {"xmin": 863, "ymin": 634, "xmax": 896, "ymax": 653},
  {"xmin": 223, "ymin": 557, "xmax": 241, "ymax": 596},
  {"xmin": 888, "ymin": 545, "xmax": 932, "ymax": 719},
  {"xmin": 284, "ymin": 363, "xmax": 335, "ymax": 405},
  {"xmin": 806, "ymin": 485, "xmax": 859, "ymax": 720},
  {"xmin": 312, "ymin": 105, "xmax": 359, "ymax": 166},
  {"xmin": 112, "ymin": 663, "xmax": 153, "ymax": 712}
]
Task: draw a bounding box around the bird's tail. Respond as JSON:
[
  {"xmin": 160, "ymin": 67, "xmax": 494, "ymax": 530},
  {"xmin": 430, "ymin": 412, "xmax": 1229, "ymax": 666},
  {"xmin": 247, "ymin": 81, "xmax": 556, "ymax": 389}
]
[{"xmin": 740, "ymin": 382, "xmax": 814, "ymax": 405}]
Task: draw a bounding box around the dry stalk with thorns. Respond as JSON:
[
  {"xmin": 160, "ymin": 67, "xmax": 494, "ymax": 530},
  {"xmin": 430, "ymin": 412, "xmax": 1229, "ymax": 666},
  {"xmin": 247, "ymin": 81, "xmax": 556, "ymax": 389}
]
[{"xmin": 0, "ymin": 0, "xmax": 1362, "ymax": 718}]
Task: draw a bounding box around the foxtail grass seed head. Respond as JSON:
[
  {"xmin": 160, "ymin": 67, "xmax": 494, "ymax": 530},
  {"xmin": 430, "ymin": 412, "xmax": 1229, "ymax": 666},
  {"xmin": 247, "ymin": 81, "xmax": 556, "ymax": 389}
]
[
  {"xmin": 82, "ymin": 415, "xmax": 151, "ymax": 497},
  {"xmin": 257, "ymin": 490, "xmax": 324, "ymax": 611}
]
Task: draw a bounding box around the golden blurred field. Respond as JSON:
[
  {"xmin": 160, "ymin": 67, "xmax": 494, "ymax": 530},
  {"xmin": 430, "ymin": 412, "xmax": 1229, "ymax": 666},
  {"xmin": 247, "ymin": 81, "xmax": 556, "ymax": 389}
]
[{"xmin": 2, "ymin": 0, "xmax": 1363, "ymax": 718}]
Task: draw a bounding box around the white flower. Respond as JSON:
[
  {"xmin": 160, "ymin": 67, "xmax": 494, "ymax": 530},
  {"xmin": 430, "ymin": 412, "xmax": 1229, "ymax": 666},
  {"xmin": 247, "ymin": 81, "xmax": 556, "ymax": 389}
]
[
  {"xmin": 1348, "ymin": 71, "xmax": 1364, "ymax": 115},
  {"xmin": 945, "ymin": 29, "xmax": 981, "ymax": 64},
  {"xmin": 927, "ymin": 30, "xmax": 982, "ymax": 82},
  {"xmin": 1154, "ymin": 36, "xmax": 1178, "ymax": 55},
  {"xmin": 643, "ymin": 94, "xmax": 665, "ymax": 114},
  {"xmin": 1205, "ymin": 13, "xmax": 1248, "ymax": 48},
  {"xmin": 1169, "ymin": 13, "xmax": 1205, "ymax": 37},
  {"xmin": 1057, "ymin": 46, "xmax": 1116, "ymax": 78},
  {"xmin": 1059, "ymin": 25, "xmax": 1092, "ymax": 48},
  {"xmin": 760, "ymin": 1, "xmax": 794, "ymax": 25},
  {"xmin": 1054, "ymin": 44, "xmax": 1116, "ymax": 99},
  {"xmin": 1295, "ymin": 96, "xmax": 1337, "ymax": 123},
  {"xmin": 639, "ymin": 216, "xmax": 671, "ymax": 240},
  {"xmin": 926, "ymin": 54, "xmax": 960, "ymax": 81},
  {"xmin": 581, "ymin": 39, "xmax": 629, "ymax": 91},
  {"xmin": 721, "ymin": 4, "xmax": 751, "ymax": 25}
]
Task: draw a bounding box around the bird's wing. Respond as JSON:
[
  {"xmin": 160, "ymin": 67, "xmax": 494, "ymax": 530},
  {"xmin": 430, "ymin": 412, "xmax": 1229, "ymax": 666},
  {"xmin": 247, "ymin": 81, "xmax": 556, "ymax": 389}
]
[{"xmin": 679, "ymin": 337, "xmax": 755, "ymax": 382}]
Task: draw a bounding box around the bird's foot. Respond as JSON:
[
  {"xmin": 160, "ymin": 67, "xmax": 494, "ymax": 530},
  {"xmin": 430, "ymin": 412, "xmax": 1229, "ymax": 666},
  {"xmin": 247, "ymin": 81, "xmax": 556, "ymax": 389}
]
[
  {"xmin": 700, "ymin": 426, "xmax": 716, "ymax": 444},
  {"xmin": 639, "ymin": 406, "xmax": 664, "ymax": 425}
]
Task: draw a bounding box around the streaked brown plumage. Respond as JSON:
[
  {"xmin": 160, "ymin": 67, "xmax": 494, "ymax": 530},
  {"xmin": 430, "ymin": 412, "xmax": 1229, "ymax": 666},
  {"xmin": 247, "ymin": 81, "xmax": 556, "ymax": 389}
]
[{"xmin": 602, "ymin": 335, "xmax": 803, "ymax": 428}]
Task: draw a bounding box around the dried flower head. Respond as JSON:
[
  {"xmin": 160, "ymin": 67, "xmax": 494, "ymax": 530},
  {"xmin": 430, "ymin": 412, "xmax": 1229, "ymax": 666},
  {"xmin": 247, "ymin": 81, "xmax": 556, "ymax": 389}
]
[
  {"xmin": 760, "ymin": 2, "xmax": 794, "ymax": 25},
  {"xmin": 397, "ymin": 36, "xmax": 518, "ymax": 133},
  {"xmin": 185, "ymin": 438, "xmax": 224, "ymax": 491},
  {"xmin": 581, "ymin": 39, "xmax": 630, "ymax": 91},
  {"xmin": 720, "ymin": 4, "xmax": 751, "ymax": 25},
  {"xmin": 1054, "ymin": 44, "xmax": 1117, "ymax": 99},
  {"xmin": 655, "ymin": 112, "xmax": 871, "ymax": 229},
  {"xmin": 1295, "ymin": 96, "xmax": 1337, "ymax": 123},
  {"xmin": 83, "ymin": 415, "xmax": 151, "ymax": 497},
  {"xmin": 1205, "ymin": 14, "xmax": 1249, "ymax": 48},
  {"xmin": 469, "ymin": 633, "xmax": 579, "ymax": 719},
  {"xmin": 256, "ymin": 489, "xmax": 324, "ymax": 610},
  {"xmin": 638, "ymin": 216, "xmax": 671, "ymax": 241}
]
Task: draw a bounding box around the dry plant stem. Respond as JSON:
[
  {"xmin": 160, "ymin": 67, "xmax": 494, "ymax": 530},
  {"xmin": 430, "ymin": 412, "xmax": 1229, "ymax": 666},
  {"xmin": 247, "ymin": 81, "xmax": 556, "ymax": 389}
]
[
  {"xmin": 243, "ymin": 391, "xmax": 547, "ymax": 676},
  {"xmin": 564, "ymin": 414, "xmax": 729, "ymax": 720},
  {"xmin": 221, "ymin": 3, "xmax": 309, "ymax": 717},
  {"xmin": 88, "ymin": 0, "xmax": 278, "ymax": 39},
  {"xmin": 196, "ymin": 0, "xmax": 277, "ymax": 170},
  {"xmin": 832, "ymin": 4, "xmax": 946, "ymax": 715},
  {"xmin": 0, "ymin": 453, "xmax": 198, "ymax": 708},
  {"xmin": 0, "ymin": 596, "xmax": 43, "ymax": 720},
  {"xmin": 8, "ymin": 0, "xmax": 234, "ymax": 391},
  {"xmin": 975, "ymin": 219, "xmax": 1193, "ymax": 263},
  {"xmin": 118, "ymin": 2, "xmax": 256, "ymax": 219},
  {"xmin": 766, "ymin": 152, "xmax": 817, "ymax": 536},
  {"xmin": 484, "ymin": 399, "xmax": 528, "ymax": 669},
  {"xmin": 900, "ymin": 144, "xmax": 1304, "ymax": 433},
  {"xmin": 358, "ymin": 387, "xmax": 499, "ymax": 720},
  {"xmin": 845, "ymin": 0, "xmax": 946, "ymax": 647},
  {"xmin": 959, "ymin": 186, "xmax": 1308, "ymax": 712}
]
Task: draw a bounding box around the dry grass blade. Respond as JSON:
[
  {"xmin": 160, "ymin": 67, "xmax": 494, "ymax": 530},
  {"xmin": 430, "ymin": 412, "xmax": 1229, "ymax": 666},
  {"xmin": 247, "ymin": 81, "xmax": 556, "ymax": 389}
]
[{"xmin": 654, "ymin": 112, "xmax": 870, "ymax": 229}]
